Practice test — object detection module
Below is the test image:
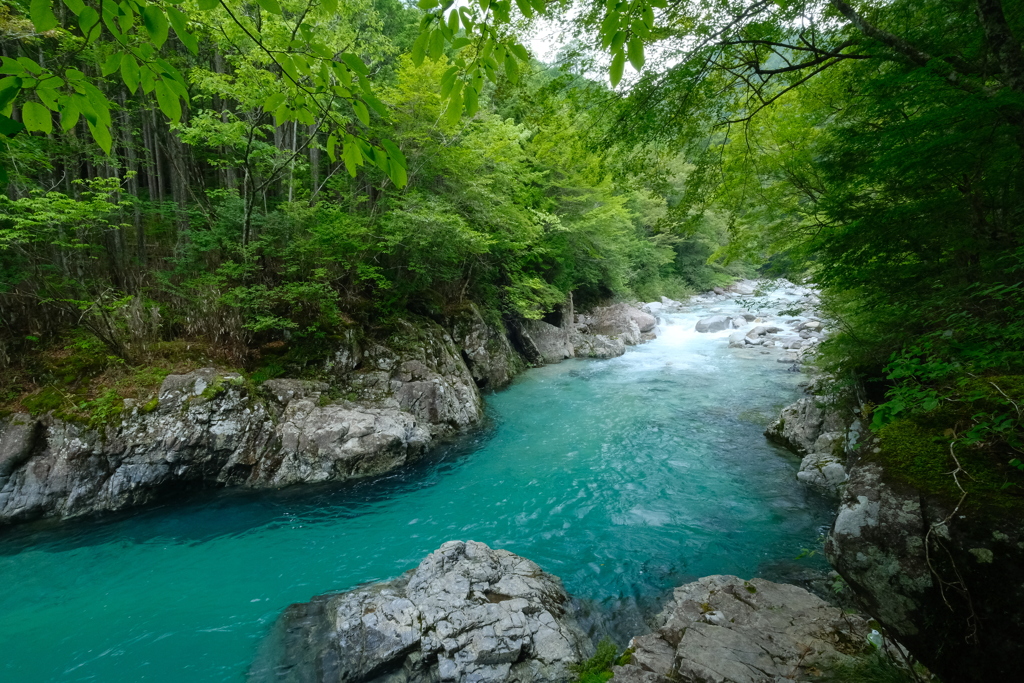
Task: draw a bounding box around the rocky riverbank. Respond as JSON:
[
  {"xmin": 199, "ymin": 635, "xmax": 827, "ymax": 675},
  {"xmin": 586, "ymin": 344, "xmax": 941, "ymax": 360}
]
[
  {"xmin": 767, "ymin": 358, "xmax": 1024, "ymax": 681},
  {"xmin": 0, "ymin": 302, "xmax": 658, "ymax": 526}
]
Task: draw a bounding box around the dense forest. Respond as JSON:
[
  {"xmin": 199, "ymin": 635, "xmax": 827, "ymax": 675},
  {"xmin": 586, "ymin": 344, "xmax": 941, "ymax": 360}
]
[
  {"xmin": 1, "ymin": 0, "xmax": 1023, "ymax": 502},
  {"xmin": 0, "ymin": 0, "xmax": 748, "ymax": 417}
]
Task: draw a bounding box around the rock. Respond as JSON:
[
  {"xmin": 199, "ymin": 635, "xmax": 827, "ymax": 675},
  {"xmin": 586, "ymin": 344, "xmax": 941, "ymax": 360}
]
[
  {"xmin": 610, "ymin": 575, "xmax": 872, "ymax": 683},
  {"xmin": 345, "ymin": 320, "xmax": 484, "ymax": 434},
  {"xmin": 0, "ymin": 370, "xmax": 438, "ymax": 525},
  {"xmin": 695, "ymin": 315, "xmax": 731, "ymax": 333},
  {"xmin": 642, "ymin": 302, "xmax": 664, "ymax": 315},
  {"xmin": 0, "ymin": 413, "xmax": 39, "ymax": 482},
  {"xmin": 765, "ymin": 397, "xmax": 827, "ymax": 454},
  {"xmin": 518, "ymin": 320, "xmax": 574, "ymax": 364},
  {"xmin": 826, "ymin": 463, "xmax": 1024, "ymax": 681},
  {"xmin": 573, "ymin": 334, "xmax": 626, "ymax": 359},
  {"xmin": 796, "ymin": 453, "xmax": 848, "ymax": 490},
  {"xmin": 448, "ymin": 304, "xmax": 526, "ymax": 390},
  {"xmin": 250, "ymin": 541, "xmax": 592, "ymax": 683},
  {"xmin": 728, "ymin": 331, "xmax": 746, "ymax": 348},
  {"xmin": 589, "ymin": 303, "xmax": 657, "ymax": 337},
  {"xmin": 0, "ymin": 315, "xmax": 496, "ymax": 526},
  {"xmin": 712, "ymin": 287, "xmax": 726, "ymax": 295}
]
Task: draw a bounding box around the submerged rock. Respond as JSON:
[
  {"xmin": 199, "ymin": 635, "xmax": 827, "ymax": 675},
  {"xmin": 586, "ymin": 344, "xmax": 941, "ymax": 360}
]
[
  {"xmin": 250, "ymin": 540, "xmax": 591, "ymax": 683},
  {"xmin": 611, "ymin": 575, "xmax": 872, "ymax": 683}
]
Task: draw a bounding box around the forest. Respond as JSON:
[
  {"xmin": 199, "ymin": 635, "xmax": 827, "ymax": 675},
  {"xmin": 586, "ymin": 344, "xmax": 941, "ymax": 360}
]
[{"xmin": 1, "ymin": 0, "xmax": 1023, "ymax": 499}]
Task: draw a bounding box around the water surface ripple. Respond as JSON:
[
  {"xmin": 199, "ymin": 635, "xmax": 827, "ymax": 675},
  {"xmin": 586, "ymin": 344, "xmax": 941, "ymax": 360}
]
[{"xmin": 0, "ymin": 306, "xmax": 832, "ymax": 681}]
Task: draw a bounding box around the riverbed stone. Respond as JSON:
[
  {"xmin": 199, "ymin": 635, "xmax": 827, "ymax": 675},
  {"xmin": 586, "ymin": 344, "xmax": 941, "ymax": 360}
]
[
  {"xmin": 695, "ymin": 315, "xmax": 730, "ymax": 333},
  {"xmin": 250, "ymin": 540, "xmax": 592, "ymax": 683},
  {"xmin": 610, "ymin": 575, "xmax": 872, "ymax": 683}
]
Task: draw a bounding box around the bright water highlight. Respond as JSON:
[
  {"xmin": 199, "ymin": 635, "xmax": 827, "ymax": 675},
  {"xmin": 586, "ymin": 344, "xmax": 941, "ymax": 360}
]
[{"xmin": 0, "ymin": 307, "xmax": 832, "ymax": 681}]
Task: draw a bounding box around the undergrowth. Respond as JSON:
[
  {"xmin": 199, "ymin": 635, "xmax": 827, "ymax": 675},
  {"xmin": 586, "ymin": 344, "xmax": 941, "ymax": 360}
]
[{"xmin": 570, "ymin": 639, "xmax": 634, "ymax": 683}]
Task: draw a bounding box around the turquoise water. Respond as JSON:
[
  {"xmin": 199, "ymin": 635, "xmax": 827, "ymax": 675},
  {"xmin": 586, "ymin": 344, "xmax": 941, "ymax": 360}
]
[{"xmin": 0, "ymin": 308, "xmax": 832, "ymax": 682}]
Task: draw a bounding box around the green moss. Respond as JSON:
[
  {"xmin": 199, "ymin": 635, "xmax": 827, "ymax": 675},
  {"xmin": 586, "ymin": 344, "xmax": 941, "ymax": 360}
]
[
  {"xmin": 141, "ymin": 397, "xmax": 160, "ymax": 413},
  {"xmin": 22, "ymin": 386, "xmax": 67, "ymax": 415},
  {"xmin": 570, "ymin": 639, "xmax": 633, "ymax": 683},
  {"xmin": 871, "ymin": 419, "xmax": 1024, "ymax": 513}
]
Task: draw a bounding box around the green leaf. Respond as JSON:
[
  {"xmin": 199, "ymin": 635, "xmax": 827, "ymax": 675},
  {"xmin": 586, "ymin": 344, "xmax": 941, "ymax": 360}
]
[
  {"xmin": 87, "ymin": 120, "xmax": 112, "ymax": 154},
  {"xmin": 352, "ymin": 99, "xmax": 370, "ymax": 125},
  {"xmin": 411, "ymin": 30, "xmax": 429, "ymax": 66},
  {"xmin": 255, "ymin": 0, "xmax": 283, "ymax": 14},
  {"xmin": 343, "ymin": 137, "xmax": 360, "ymax": 176},
  {"xmin": 196, "ymin": 0, "xmax": 219, "ymax": 9},
  {"xmin": 445, "ymin": 85, "xmax": 463, "ymax": 126},
  {"xmin": 428, "ymin": 29, "xmax": 445, "ymax": 60},
  {"xmin": 609, "ymin": 50, "xmax": 625, "ymax": 87},
  {"xmin": 79, "ymin": 7, "xmax": 100, "ymax": 37},
  {"xmin": 0, "ymin": 77, "xmax": 21, "ymax": 111},
  {"xmin": 627, "ymin": 38, "xmax": 645, "ymax": 71},
  {"xmin": 417, "ymin": 0, "xmax": 439, "ymax": 8},
  {"xmin": 504, "ymin": 54, "xmax": 519, "ymax": 84},
  {"xmin": 30, "ymin": 0, "xmax": 59, "ymax": 32},
  {"xmin": 510, "ymin": 44, "xmax": 530, "ymax": 62},
  {"xmin": 120, "ymin": 55, "xmax": 140, "ymax": 94},
  {"xmin": 381, "ymin": 139, "xmax": 406, "ymax": 169},
  {"xmin": 448, "ymin": 9, "xmax": 460, "ymax": 32},
  {"xmin": 340, "ymin": 53, "xmax": 369, "ymax": 76},
  {"xmin": 389, "ymin": 161, "xmax": 407, "ymax": 188},
  {"xmin": 363, "ymin": 93, "xmax": 386, "ymax": 117},
  {"xmin": 464, "ymin": 85, "xmax": 479, "ymax": 116},
  {"xmin": 101, "ymin": 53, "xmax": 122, "ymax": 77},
  {"xmin": 141, "ymin": 6, "xmax": 169, "ymax": 48},
  {"xmin": 22, "ymin": 101, "xmax": 52, "ymax": 134},
  {"xmin": 321, "ymin": 0, "xmax": 338, "ymax": 12},
  {"xmin": 154, "ymin": 79, "xmax": 182, "ymax": 122},
  {"xmin": 60, "ymin": 99, "xmax": 80, "ymax": 131},
  {"xmin": 0, "ymin": 112, "xmax": 25, "ymax": 137},
  {"xmin": 326, "ymin": 133, "xmax": 338, "ymax": 162},
  {"xmin": 167, "ymin": 8, "xmax": 199, "ymax": 54},
  {"xmin": 513, "ymin": 0, "xmax": 533, "ymax": 18},
  {"xmin": 62, "ymin": 0, "xmax": 86, "ymax": 15},
  {"xmin": 263, "ymin": 92, "xmax": 287, "ymax": 111}
]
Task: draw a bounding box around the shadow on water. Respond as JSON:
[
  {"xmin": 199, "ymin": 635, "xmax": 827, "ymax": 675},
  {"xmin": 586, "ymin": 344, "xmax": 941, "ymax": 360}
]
[{"xmin": 0, "ymin": 418, "xmax": 500, "ymax": 557}]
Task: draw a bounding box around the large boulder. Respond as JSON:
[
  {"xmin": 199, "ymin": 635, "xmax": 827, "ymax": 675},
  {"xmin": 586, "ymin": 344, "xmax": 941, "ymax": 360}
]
[
  {"xmin": 573, "ymin": 334, "xmax": 626, "ymax": 359},
  {"xmin": 250, "ymin": 540, "xmax": 592, "ymax": 683},
  {"xmin": 611, "ymin": 575, "xmax": 872, "ymax": 683},
  {"xmin": 826, "ymin": 462, "xmax": 1024, "ymax": 682},
  {"xmin": 584, "ymin": 303, "xmax": 656, "ymax": 343},
  {"xmin": 447, "ymin": 304, "xmax": 527, "ymax": 390},
  {"xmin": 518, "ymin": 320, "xmax": 574, "ymax": 364}
]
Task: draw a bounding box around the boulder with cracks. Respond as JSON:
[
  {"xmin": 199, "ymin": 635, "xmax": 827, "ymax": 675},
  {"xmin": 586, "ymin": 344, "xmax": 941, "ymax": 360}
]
[{"xmin": 249, "ymin": 540, "xmax": 592, "ymax": 683}]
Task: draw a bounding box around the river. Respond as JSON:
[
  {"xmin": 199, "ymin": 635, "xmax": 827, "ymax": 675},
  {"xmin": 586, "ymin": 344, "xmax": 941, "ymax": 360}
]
[{"xmin": 0, "ymin": 297, "xmax": 833, "ymax": 681}]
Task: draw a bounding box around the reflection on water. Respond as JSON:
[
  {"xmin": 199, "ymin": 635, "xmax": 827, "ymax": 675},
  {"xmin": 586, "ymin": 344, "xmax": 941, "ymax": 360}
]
[{"xmin": 0, "ymin": 303, "xmax": 832, "ymax": 682}]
